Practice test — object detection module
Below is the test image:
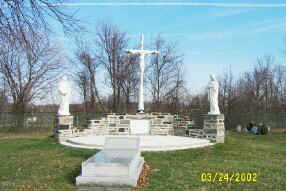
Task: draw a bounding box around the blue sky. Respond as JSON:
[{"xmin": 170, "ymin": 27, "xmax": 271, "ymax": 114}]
[{"xmin": 52, "ymin": 0, "xmax": 286, "ymax": 100}]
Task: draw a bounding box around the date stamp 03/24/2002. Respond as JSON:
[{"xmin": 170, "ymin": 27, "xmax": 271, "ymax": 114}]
[{"xmin": 201, "ymin": 172, "xmax": 258, "ymax": 184}]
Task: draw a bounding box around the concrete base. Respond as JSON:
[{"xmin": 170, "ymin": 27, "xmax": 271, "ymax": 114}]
[
  {"xmin": 77, "ymin": 185, "xmax": 131, "ymax": 191},
  {"xmin": 76, "ymin": 137, "xmax": 144, "ymax": 188},
  {"xmin": 62, "ymin": 135, "xmax": 214, "ymax": 151},
  {"xmin": 54, "ymin": 115, "xmax": 74, "ymax": 129},
  {"xmin": 201, "ymin": 114, "xmax": 225, "ymax": 143},
  {"xmin": 54, "ymin": 115, "xmax": 74, "ymax": 142},
  {"xmin": 76, "ymin": 157, "xmax": 144, "ymax": 187}
]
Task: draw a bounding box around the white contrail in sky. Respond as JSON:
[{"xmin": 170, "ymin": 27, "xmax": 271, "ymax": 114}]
[{"xmin": 57, "ymin": 2, "xmax": 286, "ymax": 7}]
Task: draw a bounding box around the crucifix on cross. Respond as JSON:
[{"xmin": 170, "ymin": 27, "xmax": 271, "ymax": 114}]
[{"xmin": 126, "ymin": 34, "xmax": 159, "ymax": 113}]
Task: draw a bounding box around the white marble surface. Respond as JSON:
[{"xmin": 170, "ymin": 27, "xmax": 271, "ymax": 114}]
[
  {"xmin": 208, "ymin": 74, "xmax": 220, "ymax": 115},
  {"xmin": 76, "ymin": 157, "xmax": 144, "ymax": 187},
  {"xmin": 58, "ymin": 75, "xmax": 71, "ymax": 116},
  {"xmin": 63, "ymin": 136, "xmax": 214, "ymax": 151},
  {"xmin": 76, "ymin": 137, "xmax": 143, "ymax": 187},
  {"xmin": 130, "ymin": 120, "xmax": 150, "ymax": 135}
]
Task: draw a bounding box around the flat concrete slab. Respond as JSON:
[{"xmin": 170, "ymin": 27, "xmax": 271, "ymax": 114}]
[
  {"xmin": 76, "ymin": 137, "xmax": 144, "ymax": 187},
  {"xmin": 62, "ymin": 136, "xmax": 214, "ymax": 151}
]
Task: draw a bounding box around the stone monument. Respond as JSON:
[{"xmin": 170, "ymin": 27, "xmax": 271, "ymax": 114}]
[
  {"xmin": 126, "ymin": 34, "xmax": 159, "ymax": 113},
  {"xmin": 76, "ymin": 137, "xmax": 144, "ymax": 190},
  {"xmin": 202, "ymin": 74, "xmax": 225, "ymax": 143},
  {"xmin": 54, "ymin": 75, "xmax": 74, "ymax": 142},
  {"xmin": 208, "ymin": 74, "xmax": 220, "ymax": 115},
  {"xmin": 58, "ymin": 75, "xmax": 71, "ymax": 116}
]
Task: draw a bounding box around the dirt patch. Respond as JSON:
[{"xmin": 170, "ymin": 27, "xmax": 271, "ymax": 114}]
[{"xmin": 136, "ymin": 162, "xmax": 151, "ymax": 190}]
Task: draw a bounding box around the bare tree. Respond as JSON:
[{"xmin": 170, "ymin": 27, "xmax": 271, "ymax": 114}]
[
  {"xmin": 218, "ymin": 66, "xmax": 237, "ymax": 113},
  {"xmin": 147, "ymin": 35, "xmax": 184, "ymax": 112},
  {"xmin": 95, "ymin": 23, "xmax": 128, "ymax": 112},
  {"xmin": 273, "ymin": 64, "xmax": 286, "ymax": 108},
  {"xmin": 0, "ymin": 31, "xmax": 63, "ymax": 127},
  {"xmin": 0, "ymin": 89, "xmax": 8, "ymax": 112},
  {"xmin": 0, "ymin": 76, "xmax": 8, "ymax": 112},
  {"xmin": 189, "ymin": 92, "xmax": 209, "ymax": 114},
  {"xmin": 164, "ymin": 66, "xmax": 185, "ymax": 112},
  {"xmin": 119, "ymin": 54, "xmax": 140, "ymax": 112},
  {"xmin": 238, "ymin": 55, "xmax": 275, "ymax": 112},
  {"xmin": 213, "ymin": 55, "xmax": 286, "ymax": 127},
  {"xmin": 0, "ymin": 0, "xmax": 78, "ymax": 48},
  {"xmin": 74, "ymin": 37, "xmax": 104, "ymax": 112},
  {"xmin": 75, "ymin": 70, "xmax": 90, "ymax": 113}
]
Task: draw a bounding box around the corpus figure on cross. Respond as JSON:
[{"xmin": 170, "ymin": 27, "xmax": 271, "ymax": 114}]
[{"xmin": 126, "ymin": 34, "xmax": 159, "ymax": 113}]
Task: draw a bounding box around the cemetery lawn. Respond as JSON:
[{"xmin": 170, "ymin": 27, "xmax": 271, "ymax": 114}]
[{"xmin": 0, "ymin": 130, "xmax": 285, "ymax": 191}]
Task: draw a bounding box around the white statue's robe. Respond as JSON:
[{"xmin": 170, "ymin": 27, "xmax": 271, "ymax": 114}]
[
  {"xmin": 208, "ymin": 75, "xmax": 220, "ymax": 115},
  {"xmin": 58, "ymin": 76, "xmax": 71, "ymax": 116}
]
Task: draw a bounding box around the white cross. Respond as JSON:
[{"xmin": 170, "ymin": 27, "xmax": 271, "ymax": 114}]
[{"xmin": 126, "ymin": 34, "xmax": 159, "ymax": 113}]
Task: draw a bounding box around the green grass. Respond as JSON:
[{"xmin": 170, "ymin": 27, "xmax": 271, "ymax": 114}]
[{"xmin": 0, "ymin": 130, "xmax": 285, "ymax": 191}]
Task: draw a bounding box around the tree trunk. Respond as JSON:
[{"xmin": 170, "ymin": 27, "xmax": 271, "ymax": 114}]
[{"xmin": 12, "ymin": 101, "xmax": 26, "ymax": 130}]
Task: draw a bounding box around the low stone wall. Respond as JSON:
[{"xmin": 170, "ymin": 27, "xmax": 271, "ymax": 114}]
[
  {"xmin": 53, "ymin": 113, "xmax": 225, "ymax": 144},
  {"xmin": 86, "ymin": 113, "xmax": 174, "ymax": 136}
]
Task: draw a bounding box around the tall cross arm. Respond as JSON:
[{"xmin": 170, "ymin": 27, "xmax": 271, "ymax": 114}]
[
  {"xmin": 126, "ymin": 49, "xmax": 141, "ymax": 54},
  {"xmin": 125, "ymin": 49, "xmax": 159, "ymax": 55},
  {"xmin": 143, "ymin": 50, "xmax": 159, "ymax": 55}
]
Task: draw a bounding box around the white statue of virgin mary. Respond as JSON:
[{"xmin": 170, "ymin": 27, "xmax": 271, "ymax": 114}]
[
  {"xmin": 208, "ymin": 74, "xmax": 220, "ymax": 115},
  {"xmin": 58, "ymin": 75, "xmax": 71, "ymax": 116}
]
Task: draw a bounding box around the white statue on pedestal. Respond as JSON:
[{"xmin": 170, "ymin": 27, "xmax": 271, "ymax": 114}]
[
  {"xmin": 126, "ymin": 34, "xmax": 159, "ymax": 113},
  {"xmin": 208, "ymin": 74, "xmax": 220, "ymax": 115},
  {"xmin": 58, "ymin": 75, "xmax": 71, "ymax": 116}
]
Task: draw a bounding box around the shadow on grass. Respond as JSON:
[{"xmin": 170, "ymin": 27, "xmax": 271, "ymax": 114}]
[
  {"xmin": 61, "ymin": 149, "xmax": 98, "ymax": 185},
  {"xmin": 65, "ymin": 164, "xmax": 82, "ymax": 185},
  {"xmin": 63, "ymin": 148, "xmax": 98, "ymax": 159}
]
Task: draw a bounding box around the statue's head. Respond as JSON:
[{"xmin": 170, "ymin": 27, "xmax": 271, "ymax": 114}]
[{"xmin": 210, "ymin": 74, "xmax": 216, "ymax": 81}]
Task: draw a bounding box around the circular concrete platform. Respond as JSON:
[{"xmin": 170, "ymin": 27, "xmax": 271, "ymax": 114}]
[{"xmin": 62, "ymin": 135, "xmax": 214, "ymax": 151}]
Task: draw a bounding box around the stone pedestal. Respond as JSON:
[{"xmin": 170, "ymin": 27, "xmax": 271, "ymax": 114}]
[
  {"xmin": 54, "ymin": 115, "xmax": 74, "ymax": 142},
  {"xmin": 201, "ymin": 114, "xmax": 225, "ymax": 143}
]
